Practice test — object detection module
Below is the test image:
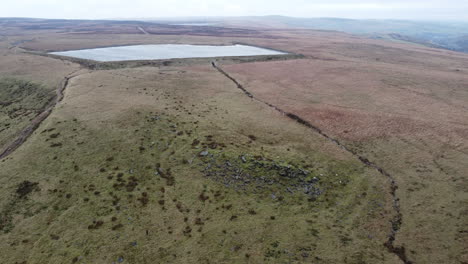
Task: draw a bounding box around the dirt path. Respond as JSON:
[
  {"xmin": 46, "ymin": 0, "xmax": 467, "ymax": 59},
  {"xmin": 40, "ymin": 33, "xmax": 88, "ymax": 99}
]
[
  {"xmin": 137, "ymin": 26, "xmax": 150, "ymax": 35},
  {"xmin": 212, "ymin": 61, "xmax": 412, "ymax": 264},
  {"xmin": 0, "ymin": 69, "xmax": 85, "ymax": 160}
]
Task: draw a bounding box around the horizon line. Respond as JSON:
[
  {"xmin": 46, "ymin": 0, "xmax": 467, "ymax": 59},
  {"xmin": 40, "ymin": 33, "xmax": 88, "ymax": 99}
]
[{"xmin": 1, "ymin": 15, "xmax": 467, "ymax": 23}]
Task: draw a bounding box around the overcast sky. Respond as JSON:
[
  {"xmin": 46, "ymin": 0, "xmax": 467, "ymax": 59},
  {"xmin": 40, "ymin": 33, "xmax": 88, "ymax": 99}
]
[{"xmin": 1, "ymin": 0, "xmax": 467, "ymax": 21}]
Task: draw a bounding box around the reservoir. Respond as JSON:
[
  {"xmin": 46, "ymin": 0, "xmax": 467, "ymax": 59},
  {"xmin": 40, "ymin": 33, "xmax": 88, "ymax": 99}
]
[{"xmin": 50, "ymin": 44, "xmax": 287, "ymax": 62}]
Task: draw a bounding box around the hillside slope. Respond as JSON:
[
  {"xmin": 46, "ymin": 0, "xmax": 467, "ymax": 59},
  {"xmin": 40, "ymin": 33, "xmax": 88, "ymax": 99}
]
[{"xmin": 0, "ymin": 18, "xmax": 467, "ymax": 263}]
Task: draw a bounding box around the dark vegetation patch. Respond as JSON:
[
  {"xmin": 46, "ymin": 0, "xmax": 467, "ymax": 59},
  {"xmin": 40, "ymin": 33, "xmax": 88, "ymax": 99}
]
[
  {"xmin": 156, "ymin": 165, "xmax": 175, "ymax": 186},
  {"xmin": 49, "ymin": 133, "xmax": 60, "ymax": 139},
  {"xmin": 0, "ymin": 181, "xmax": 40, "ymax": 233},
  {"xmin": 88, "ymin": 220, "xmax": 104, "ymax": 230},
  {"xmin": 16, "ymin": 181, "xmax": 39, "ymax": 198},
  {"xmin": 112, "ymin": 173, "xmax": 140, "ymax": 192},
  {"xmin": 50, "ymin": 142, "xmax": 62, "ymax": 147},
  {"xmin": 112, "ymin": 224, "xmax": 124, "ymax": 230},
  {"xmin": 137, "ymin": 192, "xmax": 149, "ymax": 206},
  {"xmin": 248, "ymin": 135, "xmax": 257, "ymax": 141}
]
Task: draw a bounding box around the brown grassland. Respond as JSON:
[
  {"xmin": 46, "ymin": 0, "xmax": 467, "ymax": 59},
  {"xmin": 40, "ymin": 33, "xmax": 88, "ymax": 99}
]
[{"xmin": 0, "ymin": 19, "xmax": 466, "ymax": 263}]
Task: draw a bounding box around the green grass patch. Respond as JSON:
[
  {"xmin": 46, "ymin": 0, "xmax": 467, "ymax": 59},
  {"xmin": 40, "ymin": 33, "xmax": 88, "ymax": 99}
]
[{"xmin": 0, "ymin": 77, "xmax": 54, "ymax": 146}]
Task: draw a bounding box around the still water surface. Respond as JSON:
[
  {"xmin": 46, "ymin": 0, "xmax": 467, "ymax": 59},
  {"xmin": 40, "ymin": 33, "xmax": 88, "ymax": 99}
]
[{"xmin": 50, "ymin": 44, "xmax": 286, "ymax": 62}]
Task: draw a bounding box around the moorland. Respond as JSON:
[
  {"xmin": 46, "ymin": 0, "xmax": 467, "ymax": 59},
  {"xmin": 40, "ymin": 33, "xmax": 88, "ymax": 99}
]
[{"xmin": 0, "ymin": 17, "xmax": 467, "ymax": 264}]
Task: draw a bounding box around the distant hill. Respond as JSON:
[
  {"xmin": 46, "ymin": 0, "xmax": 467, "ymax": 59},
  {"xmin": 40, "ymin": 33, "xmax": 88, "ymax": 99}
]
[
  {"xmin": 260, "ymin": 17, "xmax": 468, "ymax": 52},
  {"xmin": 151, "ymin": 16, "xmax": 468, "ymax": 53},
  {"xmin": 3, "ymin": 16, "xmax": 467, "ymax": 53}
]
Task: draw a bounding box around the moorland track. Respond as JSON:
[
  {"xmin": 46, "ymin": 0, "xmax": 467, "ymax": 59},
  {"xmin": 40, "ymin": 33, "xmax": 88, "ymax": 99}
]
[
  {"xmin": 137, "ymin": 26, "xmax": 150, "ymax": 35},
  {"xmin": 0, "ymin": 69, "xmax": 85, "ymax": 160},
  {"xmin": 212, "ymin": 61, "xmax": 413, "ymax": 264}
]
